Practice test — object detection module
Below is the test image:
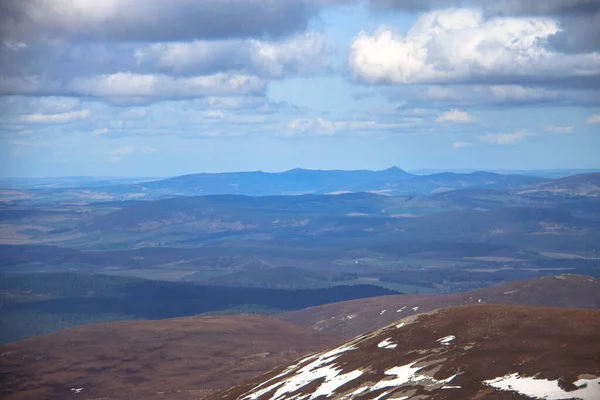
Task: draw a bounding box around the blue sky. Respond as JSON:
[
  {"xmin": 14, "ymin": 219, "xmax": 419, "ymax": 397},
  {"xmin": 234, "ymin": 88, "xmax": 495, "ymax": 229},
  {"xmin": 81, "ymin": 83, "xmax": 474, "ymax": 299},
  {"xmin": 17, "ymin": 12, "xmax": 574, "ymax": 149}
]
[{"xmin": 1, "ymin": 0, "xmax": 599, "ymax": 177}]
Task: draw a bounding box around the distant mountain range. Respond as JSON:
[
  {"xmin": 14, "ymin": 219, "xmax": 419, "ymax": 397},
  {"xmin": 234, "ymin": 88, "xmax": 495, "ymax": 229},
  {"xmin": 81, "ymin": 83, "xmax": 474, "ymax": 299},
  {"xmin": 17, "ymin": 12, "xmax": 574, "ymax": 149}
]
[
  {"xmin": 88, "ymin": 168, "xmax": 550, "ymax": 197},
  {"xmin": 2, "ymin": 168, "xmax": 600, "ymax": 203}
]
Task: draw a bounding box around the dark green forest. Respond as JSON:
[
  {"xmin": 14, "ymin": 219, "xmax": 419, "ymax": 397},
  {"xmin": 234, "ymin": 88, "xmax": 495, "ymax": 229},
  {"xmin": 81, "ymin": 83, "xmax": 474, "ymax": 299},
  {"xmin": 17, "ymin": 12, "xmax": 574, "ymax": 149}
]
[{"xmin": 0, "ymin": 272, "xmax": 396, "ymax": 343}]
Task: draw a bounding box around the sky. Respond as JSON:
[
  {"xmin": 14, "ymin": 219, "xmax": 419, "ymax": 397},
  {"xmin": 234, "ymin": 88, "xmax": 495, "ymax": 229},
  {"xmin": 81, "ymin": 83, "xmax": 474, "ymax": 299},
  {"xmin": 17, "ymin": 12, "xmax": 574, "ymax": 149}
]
[{"xmin": 1, "ymin": 0, "xmax": 599, "ymax": 177}]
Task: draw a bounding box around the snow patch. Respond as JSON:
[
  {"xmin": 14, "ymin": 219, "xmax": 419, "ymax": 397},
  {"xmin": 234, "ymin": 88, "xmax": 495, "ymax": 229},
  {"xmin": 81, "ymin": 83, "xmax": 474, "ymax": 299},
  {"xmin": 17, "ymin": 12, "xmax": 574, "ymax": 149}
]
[
  {"xmin": 372, "ymin": 362, "xmax": 457, "ymax": 391},
  {"xmin": 380, "ymin": 309, "xmax": 387, "ymax": 315},
  {"xmin": 412, "ymin": 306, "xmax": 419, "ymax": 312},
  {"xmin": 437, "ymin": 335, "xmax": 456, "ymax": 346},
  {"xmin": 397, "ymin": 306, "xmax": 406, "ymax": 313},
  {"xmin": 396, "ymin": 322, "xmax": 406, "ymax": 329},
  {"xmin": 241, "ymin": 343, "xmax": 362, "ymax": 400},
  {"xmin": 484, "ymin": 373, "xmax": 600, "ymax": 400},
  {"xmin": 377, "ymin": 338, "xmax": 397, "ymax": 349}
]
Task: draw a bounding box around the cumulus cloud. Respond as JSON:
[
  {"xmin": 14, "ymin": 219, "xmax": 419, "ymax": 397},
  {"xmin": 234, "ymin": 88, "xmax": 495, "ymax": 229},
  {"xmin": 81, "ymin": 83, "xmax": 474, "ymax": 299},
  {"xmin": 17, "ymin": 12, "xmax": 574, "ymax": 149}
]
[
  {"xmin": 370, "ymin": 0, "xmax": 600, "ymax": 53},
  {"xmin": 0, "ymin": 3, "xmax": 335, "ymax": 103},
  {"xmin": 436, "ymin": 109, "xmax": 475, "ymax": 123},
  {"xmin": 66, "ymin": 72, "xmax": 266, "ymax": 102},
  {"xmin": 19, "ymin": 109, "xmax": 90, "ymax": 124},
  {"xmin": 349, "ymin": 8, "xmax": 600, "ymax": 86},
  {"xmin": 588, "ymin": 114, "xmax": 600, "ymax": 124},
  {"xmin": 0, "ymin": 0, "xmax": 330, "ymax": 42},
  {"xmin": 135, "ymin": 33, "xmax": 331, "ymax": 78},
  {"xmin": 478, "ymin": 130, "xmax": 531, "ymax": 145},
  {"xmin": 371, "ymin": 0, "xmax": 599, "ymax": 15}
]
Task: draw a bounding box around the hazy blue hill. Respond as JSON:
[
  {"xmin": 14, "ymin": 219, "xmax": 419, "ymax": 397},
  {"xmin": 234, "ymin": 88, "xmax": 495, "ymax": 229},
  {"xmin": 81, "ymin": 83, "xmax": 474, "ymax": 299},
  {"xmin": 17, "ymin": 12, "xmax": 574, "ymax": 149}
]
[
  {"xmin": 130, "ymin": 166, "xmax": 415, "ymax": 196},
  {"xmin": 2, "ymin": 168, "xmax": 562, "ymax": 202},
  {"xmin": 525, "ymin": 172, "xmax": 600, "ymax": 196},
  {"xmin": 396, "ymin": 171, "xmax": 548, "ymax": 194},
  {"xmin": 551, "ymin": 172, "xmax": 600, "ymax": 185}
]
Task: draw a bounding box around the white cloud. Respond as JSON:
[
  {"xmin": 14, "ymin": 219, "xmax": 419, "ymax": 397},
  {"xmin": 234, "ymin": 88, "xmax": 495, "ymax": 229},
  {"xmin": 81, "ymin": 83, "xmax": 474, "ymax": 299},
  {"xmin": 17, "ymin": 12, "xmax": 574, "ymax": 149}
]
[
  {"xmin": 437, "ymin": 109, "xmax": 475, "ymax": 123},
  {"xmin": 349, "ymin": 8, "xmax": 600, "ymax": 85},
  {"xmin": 489, "ymin": 85, "xmax": 560, "ymax": 103},
  {"xmin": 478, "ymin": 130, "xmax": 531, "ymax": 145},
  {"xmin": 107, "ymin": 145, "xmax": 156, "ymax": 162},
  {"xmin": 282, "ymin": 117, "xmax": 421, "ymax": 137},
  {"xmin": 92, "ymin": 128, "xmax": 110, "ymax": 135},
  {"xmin": 588, "ymin": 114, "xmax": 600, "ymax": 124},
  {"xmin": 136, "ymin": 32, "xmax": 330, "ymax": 78},
  {"xmin": 2, "ymin": 0, "xmax": 327, "ymax": 42},
  {"xmin": 109, "ymin": 145, "xmax": 135, "ymax": 156},
  {"xmin": 545, "ymin": 125, "xmax": 574, "ymax": 134},
  {"xmin": 453, "ymin": 141, "xmax": 474, "ymax": 149},
  {"xmin": 407, "ymin": 108, "xmax": 428, "ymax": 115},
  {"xmin": 67, "ymin": 72, "xmax": 265, "ymax": 102},
  {"xmin": 19, "ymin": 109, "xmax": 90, "ymax": 124}
]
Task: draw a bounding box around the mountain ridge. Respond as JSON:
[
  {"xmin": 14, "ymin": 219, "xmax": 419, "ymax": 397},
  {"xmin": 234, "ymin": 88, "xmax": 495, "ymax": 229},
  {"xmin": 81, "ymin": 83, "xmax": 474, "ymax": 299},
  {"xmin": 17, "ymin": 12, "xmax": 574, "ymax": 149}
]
[
  {"xmin": 214, "ymin": 305, "xmax": 600, "ymax": 399},
  {"xmin": 280, "ymin": 274, "xmax": 600, "ymax": 338}
]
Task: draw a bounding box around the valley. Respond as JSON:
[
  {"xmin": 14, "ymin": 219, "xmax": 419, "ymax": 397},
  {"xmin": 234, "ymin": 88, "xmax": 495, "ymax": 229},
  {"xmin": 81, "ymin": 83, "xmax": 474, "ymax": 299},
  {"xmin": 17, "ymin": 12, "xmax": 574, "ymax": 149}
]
[{"xmin": 1, "ymin": 169, "xmax": 599, "ymax": 399}]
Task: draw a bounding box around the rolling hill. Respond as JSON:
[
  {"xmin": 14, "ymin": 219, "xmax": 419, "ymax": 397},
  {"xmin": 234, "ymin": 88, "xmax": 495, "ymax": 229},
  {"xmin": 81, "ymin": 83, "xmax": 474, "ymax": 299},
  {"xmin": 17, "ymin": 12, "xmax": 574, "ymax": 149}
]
[
  {"xmin": 280, "ymin": 274, "xmax": 600, "ymax": 338},
  {"xmin": 522, "ymin": 172, "xmax": 600, "ymax": 197},
  {"xmin": 214, "ymin": 305, "xmax": 600, "ymax": 399},
  {"xmin": 0, "ymin": 315, "xmax": 340, "ymax": 400}
]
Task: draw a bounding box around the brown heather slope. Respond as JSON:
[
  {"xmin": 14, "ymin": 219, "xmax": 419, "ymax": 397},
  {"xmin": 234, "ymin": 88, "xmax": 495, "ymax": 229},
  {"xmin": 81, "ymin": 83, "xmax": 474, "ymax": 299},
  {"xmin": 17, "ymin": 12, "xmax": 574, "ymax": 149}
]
[
  {"xmin": 0, "ymin": 314, "xmax": 340, "ymax": 400},
  {"xmin": 280, "ymin": 274, "xmax": 600, "ymax": 338},
  {"xmin": 213, "ymin": 305, "xmax": 600, "ymax": 400}
]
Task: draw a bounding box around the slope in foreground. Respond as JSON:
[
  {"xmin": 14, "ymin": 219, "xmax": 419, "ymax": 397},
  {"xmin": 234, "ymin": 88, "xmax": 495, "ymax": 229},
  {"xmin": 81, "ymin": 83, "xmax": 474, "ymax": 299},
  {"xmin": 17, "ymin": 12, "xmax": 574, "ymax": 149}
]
[{"xmin": 214, "ymin": 305, "xmax": 600, "ymax": 399}]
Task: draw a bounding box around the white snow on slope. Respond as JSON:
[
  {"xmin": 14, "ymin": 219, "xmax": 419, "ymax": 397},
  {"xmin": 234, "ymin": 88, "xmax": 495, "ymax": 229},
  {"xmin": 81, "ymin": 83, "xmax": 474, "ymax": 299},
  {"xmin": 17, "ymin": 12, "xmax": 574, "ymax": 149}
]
[
  {"xmin": 397, "ymin": 306, "xmax": 406, "ymax": 313},
  {"xmin": 412, "ymin": 306, "xmax": 419, "ymax": 312},
  {"xmin": 241, "ymin": 344, "xmax": 362, "ymax": 400},
  {"xmin": 377, "ymin": 338, "xmax": 397, "ymax": 349},
  {"xmin": 396, "ymin": 322, "xmax": 406, "ymax": 329},
  {"xmin": 436, "ymin": 335, "xmax": 456, "ymax": 346},
  {"xmin": 346, "ymin": 361, "xmax": 457, "ymax": 395},
  {"xmin": 380, "ymin": 309, "xmax": 387, "ymax": 315},
  {"xmin": 484, "ymin": 373, "xmax": 600, "ymax": 400}
]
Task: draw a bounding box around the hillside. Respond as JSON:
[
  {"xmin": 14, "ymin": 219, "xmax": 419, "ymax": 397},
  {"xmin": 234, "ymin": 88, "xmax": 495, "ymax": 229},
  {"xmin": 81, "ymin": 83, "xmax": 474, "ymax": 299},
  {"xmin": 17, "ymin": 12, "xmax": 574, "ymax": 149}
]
[
  {"xmin": 522, "ymin": 172, "xmax": 600, "ymax": 197},
  {"xmin": 0, "ymin": 315, "xmax": 340, "ymax": 400},
  {"xmin": 280, "ymin": 274, "xmax": 600, "ymax": 338},
  {"xmin": 214, "ymin": 305, "xmax": 600, "ymax": 399}
]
